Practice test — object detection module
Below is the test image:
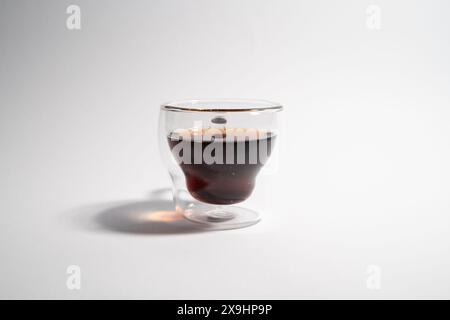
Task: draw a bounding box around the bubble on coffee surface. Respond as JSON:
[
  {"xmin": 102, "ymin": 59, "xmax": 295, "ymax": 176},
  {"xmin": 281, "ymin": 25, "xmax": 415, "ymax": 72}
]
[{"xmin": 211, "ymin": 116, "xmax": 227, "ymax": 124}]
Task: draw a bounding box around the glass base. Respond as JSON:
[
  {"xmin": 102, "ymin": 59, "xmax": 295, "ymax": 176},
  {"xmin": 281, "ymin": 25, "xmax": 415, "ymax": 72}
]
[{"xmin": 183, "ymin": 205, "xmax": 261, "ymax": 230}]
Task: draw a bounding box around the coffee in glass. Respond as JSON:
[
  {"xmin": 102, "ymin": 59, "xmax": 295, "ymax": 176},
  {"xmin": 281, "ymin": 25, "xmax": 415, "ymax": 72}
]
[
  {"xmin": 159, "ymin": 100, "xmax": 282, "ymax": 230},
  {"xmin": 167, "ymin": 128, "xmax": 276, "ymax": 205}
]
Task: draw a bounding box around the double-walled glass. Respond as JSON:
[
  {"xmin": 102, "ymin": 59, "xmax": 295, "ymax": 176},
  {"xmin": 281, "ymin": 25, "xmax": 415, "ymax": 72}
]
[{"xmin": 159, "ymin": 99, "xmax": 283, "ymax": 230}]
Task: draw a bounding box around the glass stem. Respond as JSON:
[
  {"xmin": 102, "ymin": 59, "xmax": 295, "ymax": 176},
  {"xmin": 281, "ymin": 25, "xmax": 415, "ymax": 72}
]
[{"xmin": 208, "ymin": 205, "xmax": 234, "ymax": 221}]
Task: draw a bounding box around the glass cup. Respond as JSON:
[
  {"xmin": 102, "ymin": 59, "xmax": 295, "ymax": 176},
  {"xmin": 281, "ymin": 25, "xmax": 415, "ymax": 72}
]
[{"xmin": 158, "ymin": 99, "xmax": 283, "ymax": 230}]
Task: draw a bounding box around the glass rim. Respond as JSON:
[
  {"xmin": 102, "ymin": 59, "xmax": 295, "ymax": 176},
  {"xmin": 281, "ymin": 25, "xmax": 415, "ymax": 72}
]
[{"xmin": 161, "ymin": 99, "xmax": 283, "ymax": 113}]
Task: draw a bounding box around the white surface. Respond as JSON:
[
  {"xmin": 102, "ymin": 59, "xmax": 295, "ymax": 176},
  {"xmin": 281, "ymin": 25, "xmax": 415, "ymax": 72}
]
[{"xmin": 1, "ymin": 0, "xmax": 450, "ymax": 299}]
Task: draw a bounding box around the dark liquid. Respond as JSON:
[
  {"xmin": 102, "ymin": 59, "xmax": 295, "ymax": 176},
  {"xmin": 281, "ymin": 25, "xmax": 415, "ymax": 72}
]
[{"xmin": 168, "ymin": 131, "xmax": 275, "ymax": 205}]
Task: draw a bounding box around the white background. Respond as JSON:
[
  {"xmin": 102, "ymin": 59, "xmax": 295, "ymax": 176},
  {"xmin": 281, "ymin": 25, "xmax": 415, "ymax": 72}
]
[{"xmin": 1, "ymin": 0, "xmax": 450, "ymax": 299}]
